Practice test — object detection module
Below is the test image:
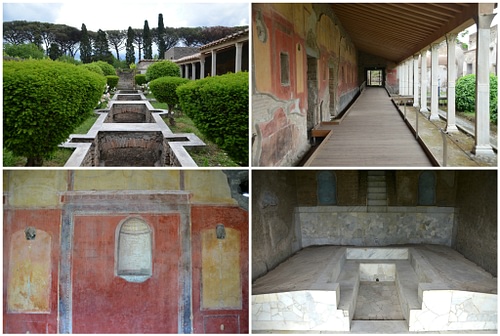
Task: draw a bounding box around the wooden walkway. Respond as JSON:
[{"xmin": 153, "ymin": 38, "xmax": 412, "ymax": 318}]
[{"xmin": 304, "ymin": 87, "xmax": 434, "ymax": 167}]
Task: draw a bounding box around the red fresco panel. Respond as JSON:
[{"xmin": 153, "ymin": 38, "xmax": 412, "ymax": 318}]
[{"xmin": 71, "ymin": 214, "xmax": 180, "ymax": 333}]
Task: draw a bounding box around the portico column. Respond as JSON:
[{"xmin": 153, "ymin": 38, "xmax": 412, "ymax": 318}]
[
  {"xmin": 184, "ymin": 64, "xmax": 189, "ymax": 79},
  {"xmin": 420, "ymin": 49, "xmax": 428, "ymax": 112},
  {"xmin": 473, "ymin": 9, "xmax": 496, "ymax": 155},
  {"xmin": 429, "ymin": 43, "xmax": 440, "ymax": 120},
  {"xmin": 235, "ymin": 42, "xmax": 243, "ymax": 73},
  {"xmin": 413, "ymin": 54, "xmax": 419, "ymax": 107},
  {"xmin": 445, "ymin": 33, "xmax": 459, "ymax": 132},
  {"xmin": 398, "ymin": 64, "xmax": 404, "ymax": 94},
  {"xmin": 211, "ymin": 50, "xmax": 217, "ymax": 77},
  {"xmin": 191, "ymin": 63, "xmax": 196, "ymax": 80},
  {"xmin": 200, "ymin": 55, "xmax": 206, "ymax": 79},
  {"xmin": 407, "ymin": 59, "xmax": 413, "ymax": 96}
]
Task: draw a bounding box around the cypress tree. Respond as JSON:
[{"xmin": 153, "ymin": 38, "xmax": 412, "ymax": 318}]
[
  {"xmin": 143, "ymin": 20, "xmax": 152, "ymax": 59},
  {"xmin": 157, "ymin": 13, "xmax": 166, "ymax": 59},
  {"xmin": 93, "ymin": 29, "xmax": 113, "ymax": 63},
  {"xmin": 80, "ymin": 23, "xmax": 92, "ymax": 63},
  {"xmin": 125, "ymin": 26, "xmax": 136, "ymax": 65}
]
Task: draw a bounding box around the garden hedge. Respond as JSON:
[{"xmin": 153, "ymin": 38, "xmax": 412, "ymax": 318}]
[
  {"xmin": 106, "ymin": 75, "xmax": 119, "ymax": 89},
  {"xmin": 456, "ymin": 73, "xmax": 498, "ymax": 122},
  {"xmin": 149, "ymin": 76, "xmax": 189, "ymax": 110},
  {"xmin": 3, "ymin": 59, "xmax": 106, "ymax": 166},
  {"xmin": 94, "ymin": 60, "xmax": 116, "ymax": 76},
  {"xmin": 177, "ymin": 72, "xmax": 249, "ymax": 165},
  {"xmin": 80, "ymin": 62, "xmax": 104, "ymax": 76},
  {"xmin": 145, "ymin": 60, "xmax": 180, "ymax": 81},
  {"xmin": 135, "ymin": 74, "xmax": 147, "ymax": 86}
]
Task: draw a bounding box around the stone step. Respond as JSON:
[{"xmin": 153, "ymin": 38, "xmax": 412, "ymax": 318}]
[
  {"xmin": 367, "ymin": 205, "xmax": 387, "ymax": 213},
  {"xmin": 368, "ymin": 181, "xmax": 386, "ymax": 187},
  {"xmin": 367, "ymin": 199, "xmax": 387, "ymax": 206},
  {"xmin": 367, "ymin": 171, "xmax": 385, "ymax": 176},
  {"xmin": 368, "ymin": 175, "xmax": 386, "ymax": 182},
  {"xmin": 337, "ymin": 260, "xmax": 360, "ymax": 321},
  {"xmin": 367, "ymin": 186, "xmax": 386, "ymax": 193},
  {"xmin": 367, "ymin": 193, "xmax": 387, "ymax": 200}
]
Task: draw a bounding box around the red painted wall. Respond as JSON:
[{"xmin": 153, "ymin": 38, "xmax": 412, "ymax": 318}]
[
  {"xmin": 72, "ymin": 214, "xmax": 180, "ymax": 333},
  {"xmin": 191, "ymin": 205, "xmax": 249, "ymax": 333},
  {"xmin": 3, "ymin": 209, "xmax": 61, "ymax": 334}
]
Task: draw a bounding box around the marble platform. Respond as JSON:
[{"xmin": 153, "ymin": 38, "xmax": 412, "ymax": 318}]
[{"xmin": 252, "ymin": 245, "xmax": 497, "ymax": 333}]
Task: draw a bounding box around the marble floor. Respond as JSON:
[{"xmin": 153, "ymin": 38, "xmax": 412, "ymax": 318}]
[
  {"xmin": 252, "ymin": 245, "xmax": 497, "ymax": 333},
  {"xmin": 354, "ymin": 281, "xmax": 404, "ymax": 320}
]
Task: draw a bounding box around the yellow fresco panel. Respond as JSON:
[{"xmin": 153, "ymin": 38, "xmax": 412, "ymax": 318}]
[{"xmin": 201, "ymin": 228, "xmax": 241, "ymax": 309}]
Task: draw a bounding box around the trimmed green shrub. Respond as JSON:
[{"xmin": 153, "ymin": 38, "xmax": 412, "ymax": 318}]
[
  {"xmin": 3, "ymin": 59, "xmax": 106, "ymax": 166},
  {"xmin": 57, "ymin": 55, "xmax": 81, "ymax": 65},
  {"xmin": 80, "ymin": 63, "xmax": 104, "ymax": 76},
  {"xmin": 135, "ymin": 74, "xmax": 147, "ymax": 86},
  {"xmin": 4, "ymin": 43, "xmax": 46, "ymax": 59},
  {"xmin": 177, "ymin": 72, "xmax": 249, "ymax": 165},
  {"xmin": 149, "ymin": 76, "xmax": 189, "ymax": 110},
  {"xmin": 145, "ymin": 60, "xmax": 180, "ymax": 81},
  {"xmin": 106, "ymin": 75, "xmax": 119, "ymax": 89},
  {"xmin": 94, "ymin": 60, "xmax": 116, "ymax": 76},
  {"xmin": 456, "ymin": 73, "xmax": 498, "ymax": 122}
]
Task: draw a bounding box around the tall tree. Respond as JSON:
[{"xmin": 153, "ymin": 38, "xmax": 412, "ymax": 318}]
[
  {"xmin": 48, "ymin": 42, "xmax": 62, "ymax": 60},
  {"xmin": 157, "ymin": 13, "xmax": 166, "ymax": 59},
  {"xmin": 143, "ymin": 20, "xmax": 152, "ymax": 59},
  {"xmin": 133, "ymin": 29, "xmax": 143, "ymax": 61},
  {"xmin": 93, "ymin": 29, "xmax": 113, "ymax": 63},
  {"xmin": 106, "ymin": 30, "xmax": 126, "ymax": 60},
  {"xmin": 80, "ymin": 23, "xmax": 92, "ymax": 63},
  {"xmin": 125, "ymin": 26, "xmax": 135, "ymax": 65}
]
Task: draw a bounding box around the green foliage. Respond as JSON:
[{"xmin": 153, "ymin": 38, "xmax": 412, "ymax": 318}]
[
  {"xmin": 3, "ymin": 59, "xmax": 106, "ymax": 166},
  {"xmin": 106, "ymin": 75, "xmax": 119, "ymax": 89},
  {"xmin": 57, "ymin": 55, "xmax": 81, "ymax": 65},
  {"xmin": 135, "ymin": 74, "xmax": 147, "ymax": 86},
  {"xmin": 145, "ymin": 60, "xmax": 180, "ymax": 81},
  {"xmin": 94, "ymin": 60, "xmax": 116, "ymax": 76},
  {"xmin": 80, "ymin": 63, "xmax": 105, "ymax": 76},
  {"xmin": 149, "ymin": 76, "xmax": 189, "ymax": 109},
  {"xmin": 126, "ymin": 26, "xmax": 135, "ymax": 65},
  {"xmin": 4, "ymin": 42, "xmax": 45, "ymax": 59},
  {"xmin": 456, "ymin": 73, "xmax": 498, "ymax": 122},
  {"xmin": 80, "ymin": 23, "xmax": 92, "ymax": 63},
  {"xmin": 177, "ymin": 72, "xmax": 249, "ymax": 165}
]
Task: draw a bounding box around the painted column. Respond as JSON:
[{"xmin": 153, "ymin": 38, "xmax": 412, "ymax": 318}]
[
  {"xmin": 211, "ymin": 50, "xmax": 217, "ymax": 77},
  {"xmin": 473, "ymin": 9, "xmax": 496, "ymax": 155},
  {"xmin": 445, "ymin": 33, "xmax": 459, "ymax": 132},
  {"xmin": 429, "ymin": 43, "xmax": 440, "ymax": 120},
  {"xmin": 200, "ymin": 55, "xmax": 206, "ymax": 79},
  {"xmin": 191, "ymin": 63, "xmax": 196, "ymax": 80},
  {"xmin": 402, "ymin": 61, "xmax": 408, "ymax": 95},
  {"xmin": 235, "ymin": 42, "xmax": 243, "ymax": 73},
  {"xmin": 398, "ymin": 64, "xmax": 403, "ymax": 94},
  {"xmin": 413, "ymin": 54, "xmax": 420, "ymax": 107},
  {"xmin": 420, "ymin": 49, "xmax": 429, "ymax": 113}
]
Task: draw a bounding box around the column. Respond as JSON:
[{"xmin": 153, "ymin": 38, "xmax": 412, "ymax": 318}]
[
  {"xmin": 473, "ymin": 8, "xmax": 496, "ymax": 155},
  {"xmin": 235, "ymin": 42, "xmax": 243, "ymax": 73},
  {"xmin": 398, "ymin": 64, "xmax": 403, "ymax": 94},
  {"xmin": 429, "ymin": 43, "xmax": 440, "ymax": 120},
  {"xmin": 211, "ymin": 50, "xmax": 217, "ymax": 77},
  {"xmin": 413, "ymin": 54, "xmax": 419, "ymax": 107},
  {"xmin": 200, "ymin": 55, "xmax": 206, "ymax": 79},
  {"xmin": 184, "ymin": 64, "xmax": 189, "ymax": 79},
  {"xmin": 420, "ymin": 49, "xmax": 428, "ymax": 113},
  {"xmin": 191, "ymin": 63, "xmax": 196, "ymax": 80},
  {"xmin": 407, "ymin": 59, "xmax": 413, "ymax": 96},
  {"xmin": 445, "ymin": 33, "xmax": 458, "ymax": 132}
]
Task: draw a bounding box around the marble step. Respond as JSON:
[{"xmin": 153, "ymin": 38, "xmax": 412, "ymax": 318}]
[
  {"xmin": 337, "ymin": 261, "xmax": 361, "ymax": 321},
  {"xmin": 367, "ymin": 199, "xmax": 388, "ymax": 206}
]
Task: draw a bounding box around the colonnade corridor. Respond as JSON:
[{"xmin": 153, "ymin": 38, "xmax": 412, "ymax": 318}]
[{"xmin": 305, "ymin": 87, "xmax": 434, "ymax": 167}]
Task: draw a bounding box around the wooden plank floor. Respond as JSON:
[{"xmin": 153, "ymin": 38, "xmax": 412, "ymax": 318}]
[{"xmin": 305, "ymin": 87, "xmax": 433, "ymax": 167}]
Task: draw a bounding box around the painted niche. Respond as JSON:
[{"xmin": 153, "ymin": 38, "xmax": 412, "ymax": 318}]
[
  {"xmin": 8, "ymin": 228, "xmax": 52, "ymax": 313},
  {"xmin": 115, "ymin": 217, "xmax": 153, "ymax": 283},
  {"xmin": 317, "ymin": 171, "xmax": 337, "ymax": 205}
]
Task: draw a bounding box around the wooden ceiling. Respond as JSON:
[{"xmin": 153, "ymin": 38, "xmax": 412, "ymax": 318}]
[{"xmin": 330, "ymin": 3, "xmax": 479, "ymax": 63}]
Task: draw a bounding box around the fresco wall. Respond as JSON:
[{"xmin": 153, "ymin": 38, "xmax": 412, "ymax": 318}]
[{"xmin": 3, "ymin": 170, "xmax": 248, "ymax": 334}]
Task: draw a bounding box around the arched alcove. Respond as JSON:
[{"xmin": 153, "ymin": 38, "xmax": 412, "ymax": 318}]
[
  {"xmin": 115, "ymin": 217, "xmax": 152, "ymax": 283},
  {"xmin": 317, "ymin": 171, "xmax": 337, "ymax": 205},
  {"xmin": 418, "ymin": 171, "xmax": 436, "ymax": 205}
]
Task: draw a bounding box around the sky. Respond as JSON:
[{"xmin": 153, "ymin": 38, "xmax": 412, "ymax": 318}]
[{"xmin": 2, "ymin": 1, "xmax": 250, "ymax": 31}]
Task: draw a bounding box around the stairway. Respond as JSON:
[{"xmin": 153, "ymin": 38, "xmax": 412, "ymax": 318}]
[
  {"xmin": 367, "ymin": 171, "xmax": 387, "ymax": 212},
  {"xmin": 117, "ymin": 71, "xmax": 135, "ymax": 90}
]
